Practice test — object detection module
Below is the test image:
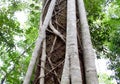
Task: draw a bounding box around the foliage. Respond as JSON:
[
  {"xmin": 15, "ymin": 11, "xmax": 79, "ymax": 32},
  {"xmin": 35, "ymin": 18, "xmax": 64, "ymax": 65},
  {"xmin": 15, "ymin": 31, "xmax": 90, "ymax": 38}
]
[
  {"xmin": 98, "ymin": 73, "xmax": 116, "ymax": 84},
  {"xmin": 0, "ymin": 1, "xmax": 24, "ymax": 84},
  {"xmin": 85, "ymin": 0, "xmax": 120, "ymax": 83},
  {"xmin": 0, "ymin": 0, "xmax": 41, "ymax": 83}
]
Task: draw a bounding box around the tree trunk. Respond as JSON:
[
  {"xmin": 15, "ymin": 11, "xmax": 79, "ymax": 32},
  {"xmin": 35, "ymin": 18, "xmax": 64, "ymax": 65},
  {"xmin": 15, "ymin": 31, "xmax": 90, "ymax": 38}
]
[
  {"xmin": 77, "ymin": 0, "xmax": 99, "ymax": 83},
  {"xmin": 24, "ymin": 0, "xmax": 98, "ymax": 84},
  {"xmin": 61, "ymin": 0, "xmax": 82, "ymax": 84}
]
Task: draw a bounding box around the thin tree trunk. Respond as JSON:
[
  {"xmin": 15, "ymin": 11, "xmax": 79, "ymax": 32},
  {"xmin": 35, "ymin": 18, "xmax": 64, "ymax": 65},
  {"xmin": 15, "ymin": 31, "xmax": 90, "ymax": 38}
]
[
  {"xmin": 61, "ymin": 0, "xmax": 82, "ymax": 84},
  {"xmin": 67, "ymin": 0, "xmax": 82, "ymax": 84},
  {"xmin": 23, "ymin": 0, "xmax": 56, "ymax": 83},
  {"xmin": 39, "ymin": 39, "xmax": 46, "ymax": 84},
  {"xmin": 77, "ymin": 0, "xmax": 98, "ymax": 84}
]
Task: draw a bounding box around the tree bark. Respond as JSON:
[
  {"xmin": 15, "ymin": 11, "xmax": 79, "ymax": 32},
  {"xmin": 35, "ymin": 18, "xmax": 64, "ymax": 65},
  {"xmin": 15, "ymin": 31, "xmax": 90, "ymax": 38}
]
[
  {"xmin": 77, "ymin": 0, "xmax": 99, "ymax": 84},
  {"xmin": 39, "ymin": 39, "xmax": 46, "ymax": 84},
  {"xmin": 23, "ymin": 0, "xmax": 56, "ymax": 83},
  {"xmin": 64, "ymin": 0, "xmax": 82, "ymax": 84},
  {"xmin": 26, "ymin": 0, "xmax": 99, "ymax": 84}
]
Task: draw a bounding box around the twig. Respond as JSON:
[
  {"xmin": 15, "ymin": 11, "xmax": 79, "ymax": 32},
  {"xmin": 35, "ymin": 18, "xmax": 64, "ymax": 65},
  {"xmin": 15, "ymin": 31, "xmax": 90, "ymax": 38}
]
[
  {"xmin": 48, "ymin": 57, "xmax": 60, "ymax": 83},
  {"xmin": 57, "ymin": 13, "xmax": 66, "ymax": 18},
  {"xmin": 50, "ymin": 36, "xmax": 57, "ymax": 53},
  {"xmin": 34, "ymin": 60, "xmax": 63, "ymax": 84},
  {"xmin": 52, "ymin": 6, "xmax": 66, "ymax": 17},
  {"xmin": 45, "ymin": 60, "xmax": 64, "ymax": 76},
  {"xmin": 54, "ymin": 20, "xmax": 65, "ymax": 30},
  {"xmin": 42, "ymin": 0, "xmax": 49, "ymax": 12},
  {"xmin": 49, "ymin": 20, "xmax": 65, "ymax": 42},
  {"xmin": 46, "ymin": 29, "xmax": 53, "ymax": 33}
]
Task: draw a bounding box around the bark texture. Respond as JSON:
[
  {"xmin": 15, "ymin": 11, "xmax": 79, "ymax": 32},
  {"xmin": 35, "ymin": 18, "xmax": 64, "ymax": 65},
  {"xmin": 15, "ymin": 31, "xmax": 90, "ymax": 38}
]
[
  {"xmin": 24, "ymin": 0, "xmax": 98, "ymax": 84},
  {"xmin": 63, "ymin": 0, "xmax": 82, "ymax": 84},
  {"xmin": 23, "ymin": 0, "xmax": 56, "ymax": 83},
  {"xmin": 77, "ymin": 0, "xmax": 99, "ymax": 84}
]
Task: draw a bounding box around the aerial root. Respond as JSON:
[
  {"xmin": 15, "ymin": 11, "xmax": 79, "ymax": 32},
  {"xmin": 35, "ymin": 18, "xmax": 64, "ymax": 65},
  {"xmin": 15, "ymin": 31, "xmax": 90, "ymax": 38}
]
[
  {"xmin": 49, "ymin": 20, "xmax": 65, "ymax": 42},
  {"xmin": 48, "ymin": 57, "xmax": 61, "ymax": 83},
  {"xmin": 39, "ymin": 39, "xmax": 47, "ymax": 84},
  {"xmin": 50, "ymin": 36, "xmax": 57, "ymax": 53}
]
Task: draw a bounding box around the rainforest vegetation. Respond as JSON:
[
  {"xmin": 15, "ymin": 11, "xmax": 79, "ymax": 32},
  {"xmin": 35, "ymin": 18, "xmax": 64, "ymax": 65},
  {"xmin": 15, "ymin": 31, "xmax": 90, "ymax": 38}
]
[{"xmin": 0, "ymin": 0, "xmax": 120, "ymax": 84}]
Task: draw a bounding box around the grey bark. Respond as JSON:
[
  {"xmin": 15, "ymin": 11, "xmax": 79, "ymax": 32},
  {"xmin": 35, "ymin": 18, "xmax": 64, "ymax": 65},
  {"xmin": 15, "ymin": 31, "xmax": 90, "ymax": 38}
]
[
  {"xmin": 39, "ymin": 39, "xmax": 46, "ymax": 84},
  {"xmin": 23, "ymin": 0, "xmax": 56, "ymax": 84},
  {"xmin": 60, "ymin": 51, "xmax": 70, "ymax": 84},
  {"xmin": 77, "ymin": 0, "xmax": 99, "ymax": 84},
  {"xmin": 61, "ymin": 0, "xmax": 82, "ymax": 84}
]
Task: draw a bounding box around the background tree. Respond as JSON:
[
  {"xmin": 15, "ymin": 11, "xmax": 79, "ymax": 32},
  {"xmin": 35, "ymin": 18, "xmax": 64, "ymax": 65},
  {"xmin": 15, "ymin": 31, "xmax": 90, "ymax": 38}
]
[
  {"xmin": 0, "ymin": 0, "xmax": 38, "ymax": 83},
  {"xmin": 85, "ymin": 0, "xmax": 120, "ymax": 82}
]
